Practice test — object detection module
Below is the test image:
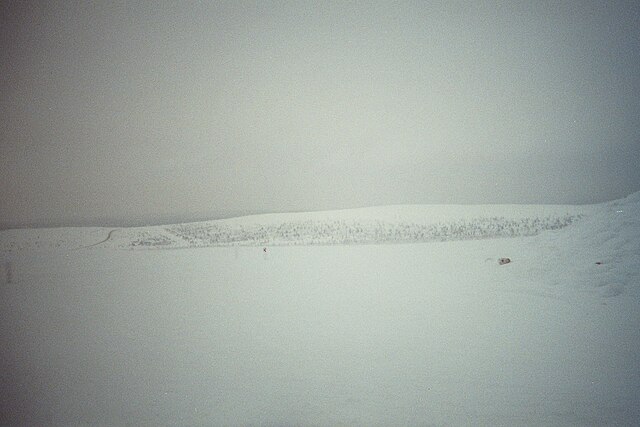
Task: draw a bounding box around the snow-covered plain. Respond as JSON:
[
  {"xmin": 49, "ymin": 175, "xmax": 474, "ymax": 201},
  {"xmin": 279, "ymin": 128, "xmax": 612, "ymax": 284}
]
[{"xmin": 1, "ymin": 194, "xmax": 639, "ymax": 425}]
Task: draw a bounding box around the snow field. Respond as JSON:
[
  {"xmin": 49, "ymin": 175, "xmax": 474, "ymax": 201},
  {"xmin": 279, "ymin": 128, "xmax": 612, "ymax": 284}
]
[{"xmin": 0, "ymin": 193, "xmax": 638, "ymax": 425}]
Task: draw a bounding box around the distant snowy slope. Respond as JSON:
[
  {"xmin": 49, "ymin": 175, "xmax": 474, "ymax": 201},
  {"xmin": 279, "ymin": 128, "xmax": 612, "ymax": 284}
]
[
  {"xmin": 0, "ymin": 203, "xmax": 589, "ymax": 250},
  {"xmin": 0, "ymin": 226, "xmax": 115, "ymax": 251}
]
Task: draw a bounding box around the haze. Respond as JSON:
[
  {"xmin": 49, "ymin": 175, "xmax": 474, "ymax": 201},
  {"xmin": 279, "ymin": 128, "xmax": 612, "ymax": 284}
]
[{"xmin": 1, "ymin": 1, "xmax": 639, "ymax": 228}]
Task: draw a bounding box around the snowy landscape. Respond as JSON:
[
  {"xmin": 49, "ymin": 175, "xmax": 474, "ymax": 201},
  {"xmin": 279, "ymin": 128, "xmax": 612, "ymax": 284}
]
[
  {"xmin": 1, "ymin": 193, "xmax": 638, "ymax": 425},
  {"xmin": 0, "ymin": 203, "xmax": 586, "ymax": 251},
  {"xmin": 2, "ymin": 1, "xmax": 639, "ymax": 425}
]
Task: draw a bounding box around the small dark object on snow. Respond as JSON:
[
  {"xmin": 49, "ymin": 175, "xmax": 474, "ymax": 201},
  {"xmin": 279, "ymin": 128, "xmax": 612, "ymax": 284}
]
[
  {"xmin": 595, "ymin": 261, "xmax": 603, "ymax": 265},
  {"xmin": 263, "ymin": 247, "xmax": 267, "ymax": 253},
  {"xmin": 498, "ymin": 258, "xmax": 511, "ymax": 265}
]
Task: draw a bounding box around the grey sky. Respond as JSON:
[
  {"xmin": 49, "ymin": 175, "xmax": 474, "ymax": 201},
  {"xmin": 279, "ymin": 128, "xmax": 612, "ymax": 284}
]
[{"xmin": 1, "ymin": 1, "xmax": 639, "ymax": 227}]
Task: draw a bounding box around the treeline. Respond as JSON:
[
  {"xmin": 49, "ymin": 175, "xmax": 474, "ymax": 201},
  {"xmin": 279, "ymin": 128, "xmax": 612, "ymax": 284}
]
[{"xmin": 161, "ymin": 215, "xmax": 581, "ymax": 247}]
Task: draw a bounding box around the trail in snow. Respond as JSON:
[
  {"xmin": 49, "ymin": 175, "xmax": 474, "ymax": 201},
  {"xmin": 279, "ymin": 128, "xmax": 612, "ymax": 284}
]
[{"xmin": 76, "ymin": 228, "xmax": 120, "ymax": 249}]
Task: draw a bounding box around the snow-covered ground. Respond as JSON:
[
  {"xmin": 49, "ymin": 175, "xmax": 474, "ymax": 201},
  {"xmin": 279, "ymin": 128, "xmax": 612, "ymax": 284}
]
[{"xmin": 1, "ymin": 194, "xmax": 638, "ymax": 425}]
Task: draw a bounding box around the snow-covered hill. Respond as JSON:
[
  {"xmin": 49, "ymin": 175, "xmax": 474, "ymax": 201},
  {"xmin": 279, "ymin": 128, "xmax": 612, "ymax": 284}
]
[
  {"xmin": 0, "ymin": 203, "xmax": 587, "ymax": 250},
  {"xmin": 0, "ymin": 193, "xmax": 638, "ymax": 425}
]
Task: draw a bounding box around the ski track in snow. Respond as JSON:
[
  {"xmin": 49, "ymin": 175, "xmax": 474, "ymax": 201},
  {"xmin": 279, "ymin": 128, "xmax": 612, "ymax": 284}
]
[{"xmin": 77, "ymin": 228, "xmax": 121, "ymax": 249}]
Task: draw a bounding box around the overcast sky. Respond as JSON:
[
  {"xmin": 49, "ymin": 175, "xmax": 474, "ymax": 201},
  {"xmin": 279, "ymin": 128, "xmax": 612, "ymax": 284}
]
[{"xmin": 2, "ymin": 1, "xmax": 639, "ymax": 227}]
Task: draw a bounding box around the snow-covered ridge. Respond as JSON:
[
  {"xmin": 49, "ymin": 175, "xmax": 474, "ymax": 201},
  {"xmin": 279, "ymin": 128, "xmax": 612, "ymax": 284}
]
[
  {"xmin": 0, "ymin": 202, "xmax": 594, "ymax": 251},
  {"xmin": 165, "ymin": 214, "xmax": 581, "ymax": 248}
]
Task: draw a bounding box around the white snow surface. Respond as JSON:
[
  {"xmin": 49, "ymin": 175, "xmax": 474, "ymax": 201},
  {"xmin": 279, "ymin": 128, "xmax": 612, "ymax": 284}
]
[
  {"xmin": 0, "ymin": 203, "xmax": 586, "ymax": 250},
  {"xmin": 1, "ymin": 193, "xmax": 639, "ymax": 425}
]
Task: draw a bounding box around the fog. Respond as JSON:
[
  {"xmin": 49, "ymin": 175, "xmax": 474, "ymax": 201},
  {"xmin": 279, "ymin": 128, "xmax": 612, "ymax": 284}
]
[{"xmin": 2, "ymin": 1, "xmax": 639, "ymax": 228}]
